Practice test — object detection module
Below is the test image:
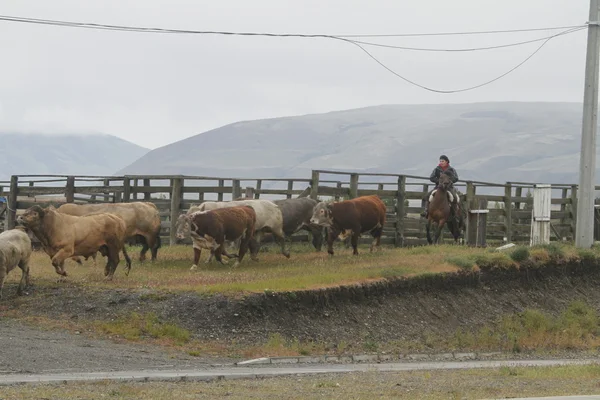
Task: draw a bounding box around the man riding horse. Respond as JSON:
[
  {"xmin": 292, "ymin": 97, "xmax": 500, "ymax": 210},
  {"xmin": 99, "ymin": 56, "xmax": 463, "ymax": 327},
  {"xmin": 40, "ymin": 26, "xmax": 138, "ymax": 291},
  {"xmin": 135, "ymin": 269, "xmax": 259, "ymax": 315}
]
[{"xmin": 421, "ymin": 155, "xmax": 462, "ymax": 222}]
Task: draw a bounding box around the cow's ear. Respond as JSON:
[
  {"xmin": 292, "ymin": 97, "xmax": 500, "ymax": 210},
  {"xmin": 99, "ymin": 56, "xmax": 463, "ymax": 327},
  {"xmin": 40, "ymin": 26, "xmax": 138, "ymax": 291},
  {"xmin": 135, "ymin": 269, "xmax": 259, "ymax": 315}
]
[
  {"xmin": 31, "ymin": 205, "xmax": 45, "ymax": 217},
  {"xmin": 190, "ymin": 222, "xmax": 198, "ymax": 232},
  {"xmin": 326, "ymin": 203, "xmax": 334, "ymax": 211}
]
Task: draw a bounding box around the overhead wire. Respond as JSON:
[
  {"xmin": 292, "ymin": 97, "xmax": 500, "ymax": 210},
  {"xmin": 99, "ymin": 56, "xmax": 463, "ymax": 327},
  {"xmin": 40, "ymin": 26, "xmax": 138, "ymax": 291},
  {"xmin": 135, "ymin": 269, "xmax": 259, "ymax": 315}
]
[{"xmin": 0, "ymin": 15, "xmax": 588, "ymax": 94}]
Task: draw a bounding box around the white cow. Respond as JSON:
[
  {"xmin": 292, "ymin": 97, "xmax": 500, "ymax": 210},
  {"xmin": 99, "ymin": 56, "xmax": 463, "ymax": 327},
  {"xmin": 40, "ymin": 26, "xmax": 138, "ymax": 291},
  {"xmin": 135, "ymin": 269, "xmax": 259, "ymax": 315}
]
[{"xmin": 0, "ymin": 227, "xmax": 32, "ymax": 300}]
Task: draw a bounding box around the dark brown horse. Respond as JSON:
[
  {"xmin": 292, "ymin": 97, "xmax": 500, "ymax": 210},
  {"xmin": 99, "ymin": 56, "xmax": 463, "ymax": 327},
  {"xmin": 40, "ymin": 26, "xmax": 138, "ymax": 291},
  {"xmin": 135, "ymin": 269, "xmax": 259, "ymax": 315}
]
[{"xmin": 426, "ymin": 172, "xmax": 463, "ymax": 244}]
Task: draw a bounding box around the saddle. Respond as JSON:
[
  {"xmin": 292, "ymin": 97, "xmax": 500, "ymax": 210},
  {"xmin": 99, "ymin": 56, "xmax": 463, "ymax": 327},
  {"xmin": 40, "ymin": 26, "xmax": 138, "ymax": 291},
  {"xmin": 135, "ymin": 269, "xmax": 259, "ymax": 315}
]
[{"xmin": 429, "ymin": 189, "xmax": 457, "ymax": 204}]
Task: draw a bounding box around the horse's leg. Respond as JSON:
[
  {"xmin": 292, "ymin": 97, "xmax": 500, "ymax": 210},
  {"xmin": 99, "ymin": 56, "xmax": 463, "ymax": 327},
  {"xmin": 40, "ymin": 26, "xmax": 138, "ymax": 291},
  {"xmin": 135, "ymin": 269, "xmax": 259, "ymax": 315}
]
[
  {"xmin": 435, "ymin": 220, "xmax": 446, "ymax": 244},
  {"xmin": 426, "ymin": 220, "xmax": 433, "ymax": 245}
]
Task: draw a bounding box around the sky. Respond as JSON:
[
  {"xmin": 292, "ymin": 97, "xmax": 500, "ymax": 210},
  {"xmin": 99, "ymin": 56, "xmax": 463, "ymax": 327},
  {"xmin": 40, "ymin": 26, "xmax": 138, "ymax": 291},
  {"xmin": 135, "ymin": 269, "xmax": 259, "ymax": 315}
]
[{"xmin": 0, "ymin": 0, "xmax": 590, "ymax": 149}]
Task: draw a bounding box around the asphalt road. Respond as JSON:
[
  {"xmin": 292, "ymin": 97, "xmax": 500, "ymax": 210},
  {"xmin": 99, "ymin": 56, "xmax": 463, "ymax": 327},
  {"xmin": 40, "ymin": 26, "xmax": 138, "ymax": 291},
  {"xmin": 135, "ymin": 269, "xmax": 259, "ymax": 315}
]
[{"xmin": 0, "ymin": 358, "xmax": 597, "ymax": 385}]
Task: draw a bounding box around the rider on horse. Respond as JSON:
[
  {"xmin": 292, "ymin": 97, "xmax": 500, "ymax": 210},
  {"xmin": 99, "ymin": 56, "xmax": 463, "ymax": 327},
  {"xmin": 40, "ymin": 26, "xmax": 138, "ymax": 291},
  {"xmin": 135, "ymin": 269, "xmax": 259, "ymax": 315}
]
[{"xmin": 421, "ymin": 155, "xmax": 461, "ymax": 221}]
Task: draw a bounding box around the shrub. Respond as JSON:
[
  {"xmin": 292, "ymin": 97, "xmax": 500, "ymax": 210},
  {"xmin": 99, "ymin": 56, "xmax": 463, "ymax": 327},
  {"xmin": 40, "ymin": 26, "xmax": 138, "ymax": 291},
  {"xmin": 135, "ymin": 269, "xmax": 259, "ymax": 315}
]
[
  {"xmin": 444, "ymin": 256, "xmax": 474, "ymax": 271},
  {"xmin": 540, "ymin": 243, "xmax": 566, "ymax": 261},
  {"xmin": 509, "ymin": 246, "xmax": 530, "ymax": 263},
  {"xmin": 474, "ymin": 253, "xmax": 516, "ymax": 271}
]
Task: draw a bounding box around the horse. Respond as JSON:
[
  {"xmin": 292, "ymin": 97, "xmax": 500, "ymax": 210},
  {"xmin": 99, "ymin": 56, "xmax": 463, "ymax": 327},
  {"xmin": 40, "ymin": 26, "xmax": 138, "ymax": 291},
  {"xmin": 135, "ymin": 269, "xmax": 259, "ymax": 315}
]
[{"xmin": 425, "ymin": 172, "xmax": 463, "ymax": 245}]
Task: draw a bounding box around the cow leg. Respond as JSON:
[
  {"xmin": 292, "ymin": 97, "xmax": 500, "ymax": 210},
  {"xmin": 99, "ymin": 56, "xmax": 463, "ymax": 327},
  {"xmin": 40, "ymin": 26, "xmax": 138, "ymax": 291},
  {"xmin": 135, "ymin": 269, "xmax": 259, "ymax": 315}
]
[
  {"xmin": 122, "ymin": 246, "xmax": 132, "ymax": 277},
  {"xmin": 248, "ymin": 231, "xmax": 262, "ymax": 261},
  {"xmin": 17, "ymin": 258, "xmax": 31, "ymax": 296},
  {"xmin": 233, "ymin": 234, "xmax": 251, "ymax": 268},
  {"xmin": 191, "ymin": 247, "xmax": 202, "ymax": 270},
  {"xmin": 370, "ymin": 225, "xmax": 383, "ymax": 252},
  {"xmin": 104, "ymin": 243, "xmax": 121, "ymax": 281},
  {"xmin": 351, "ymin": 230, "xmax": 360, "ymax": 255},
  {"xmin": 50, "ymin": 250, "xmax": 71, "ymax": 277},
  {"xmin": 148, "ymin": 231, "xmax": 161, "ymax": 262},
  {"xmin": 273, "ymin": 227, "xmax": 290, "ymax": 259},
  {"xmin": 310, "ymin": 226, "xmax": 324, "ymax": 252},
  {"xmin": 71, "ymin": 256, "xmax": 83, "ymax": 266},
  {"xmin": 0, "ymin": 268, "xmax": 6, "ymax": 300},
  {"xmin": 214, "ymin": 245, "xmax": 226, "ymax": 265},
  {"xmin": 326, "ymin": 227, "xmax": 340, "ymax": 256}
]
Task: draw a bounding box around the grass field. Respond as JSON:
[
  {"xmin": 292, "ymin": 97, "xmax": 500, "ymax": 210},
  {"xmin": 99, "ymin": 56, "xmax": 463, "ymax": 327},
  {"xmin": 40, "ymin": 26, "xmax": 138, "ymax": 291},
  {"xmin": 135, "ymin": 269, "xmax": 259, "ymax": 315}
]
[{"xmin": 2, "ymin": 242, "xmax": 475, "ymax": 295}]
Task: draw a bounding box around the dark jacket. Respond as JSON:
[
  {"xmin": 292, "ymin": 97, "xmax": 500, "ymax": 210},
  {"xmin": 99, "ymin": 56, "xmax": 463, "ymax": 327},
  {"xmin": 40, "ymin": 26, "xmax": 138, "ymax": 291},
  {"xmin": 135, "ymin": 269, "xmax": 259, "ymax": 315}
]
[{"xmin": 430, "ymin": 166, "xmax": 459, "ymax": 186}]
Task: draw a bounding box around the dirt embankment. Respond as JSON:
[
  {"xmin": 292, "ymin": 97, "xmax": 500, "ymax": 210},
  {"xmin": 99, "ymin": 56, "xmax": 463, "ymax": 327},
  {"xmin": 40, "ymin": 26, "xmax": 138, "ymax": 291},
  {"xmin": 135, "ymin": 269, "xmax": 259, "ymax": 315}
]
[{"xmin": 4, "ymin": 261, "xmax": 600, "ymax": 349}]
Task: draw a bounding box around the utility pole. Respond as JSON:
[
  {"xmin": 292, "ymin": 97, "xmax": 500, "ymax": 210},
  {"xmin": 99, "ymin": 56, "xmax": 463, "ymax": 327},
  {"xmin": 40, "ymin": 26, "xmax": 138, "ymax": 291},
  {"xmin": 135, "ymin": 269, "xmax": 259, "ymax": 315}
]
[{"xmin": 576, "ymin": 0, "xmax": 600, "ymax": 248}]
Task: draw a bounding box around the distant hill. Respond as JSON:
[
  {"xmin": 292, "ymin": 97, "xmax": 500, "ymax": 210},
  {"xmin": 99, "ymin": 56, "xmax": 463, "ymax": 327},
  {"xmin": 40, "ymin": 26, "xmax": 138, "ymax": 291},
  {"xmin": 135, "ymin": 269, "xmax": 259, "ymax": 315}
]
[
  {"xmin": 0, "ymin": 133, "xmax": 149, "ymax": 182},
  {"xmin": 116, "ymin": 101, "xmax": 588, "ymax": 185}
]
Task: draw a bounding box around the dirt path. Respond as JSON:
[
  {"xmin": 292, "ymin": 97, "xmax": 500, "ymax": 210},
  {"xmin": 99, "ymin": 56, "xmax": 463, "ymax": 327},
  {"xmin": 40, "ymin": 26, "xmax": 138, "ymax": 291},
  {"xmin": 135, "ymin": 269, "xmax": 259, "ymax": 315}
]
[{"xmin": 0, "ymin": 319, "xmax": 234, "ymax": 374}]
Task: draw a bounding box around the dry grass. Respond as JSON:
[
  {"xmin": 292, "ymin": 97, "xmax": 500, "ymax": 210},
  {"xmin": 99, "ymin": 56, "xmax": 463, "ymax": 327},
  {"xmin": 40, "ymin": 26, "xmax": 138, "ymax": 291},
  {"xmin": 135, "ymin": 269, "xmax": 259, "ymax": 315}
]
[
  {"xmin": 2, "ymin": 243, "xmax": 481, "ymax": 295},
  {"xmin": 2, "ymin": 364, "xmax": 600, "ymax": 399}
]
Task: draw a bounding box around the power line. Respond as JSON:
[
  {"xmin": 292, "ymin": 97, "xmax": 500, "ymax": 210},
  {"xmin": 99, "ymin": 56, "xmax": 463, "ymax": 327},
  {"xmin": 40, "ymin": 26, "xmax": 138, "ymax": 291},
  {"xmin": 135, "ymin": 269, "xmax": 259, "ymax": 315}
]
[
  {"xmin": 0, "ymin": 14, "xmax": 587, "ymax": 40},
  {"xmin": 351, "ymin": 26, "xmax": 587, "ymax": 52},
  {"xmin": 338, "ymin": 25, "xmax": 589, "ymax": 38},
  {"xmin": 0, "ymin": 15, "xmax": 588, "ymax": 94},
  {"xmin": 348, "ymin": 26, "xmax": 587, "ymax": 93}
]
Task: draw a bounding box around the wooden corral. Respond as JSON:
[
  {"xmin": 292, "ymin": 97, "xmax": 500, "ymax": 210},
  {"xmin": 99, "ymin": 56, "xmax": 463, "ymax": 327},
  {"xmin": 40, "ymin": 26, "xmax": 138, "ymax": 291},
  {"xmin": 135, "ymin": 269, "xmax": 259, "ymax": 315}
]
[{"xmin": 0, "ymin": 170, "xmax": 594, "ymax": 247}]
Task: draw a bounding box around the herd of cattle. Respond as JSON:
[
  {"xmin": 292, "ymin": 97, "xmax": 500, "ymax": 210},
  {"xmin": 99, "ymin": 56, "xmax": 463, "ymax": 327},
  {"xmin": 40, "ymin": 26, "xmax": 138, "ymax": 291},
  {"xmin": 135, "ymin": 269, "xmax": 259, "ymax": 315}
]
[{"xmin": 0, "ymin": 194, "xmax": 387, "ymax": 299}]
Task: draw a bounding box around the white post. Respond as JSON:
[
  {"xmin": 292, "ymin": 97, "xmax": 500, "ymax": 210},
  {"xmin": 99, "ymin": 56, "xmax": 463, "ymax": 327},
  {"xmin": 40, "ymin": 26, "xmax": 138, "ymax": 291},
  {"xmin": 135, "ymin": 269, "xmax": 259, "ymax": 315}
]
[
  {"xmin": 531, "ymin": 184, "xmax": 552, "ymax": 246},
  {"xmin": 576, "ymin": 0, "xmax": 600, "ymax": 248}
]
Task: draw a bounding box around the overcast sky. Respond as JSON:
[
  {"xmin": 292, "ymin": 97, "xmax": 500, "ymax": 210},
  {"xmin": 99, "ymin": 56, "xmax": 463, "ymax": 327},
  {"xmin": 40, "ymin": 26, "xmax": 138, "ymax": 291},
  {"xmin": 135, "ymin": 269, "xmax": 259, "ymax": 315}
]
[{"xmin": 0, "ymin": 0, "xmax": 589, "ymax": 149}]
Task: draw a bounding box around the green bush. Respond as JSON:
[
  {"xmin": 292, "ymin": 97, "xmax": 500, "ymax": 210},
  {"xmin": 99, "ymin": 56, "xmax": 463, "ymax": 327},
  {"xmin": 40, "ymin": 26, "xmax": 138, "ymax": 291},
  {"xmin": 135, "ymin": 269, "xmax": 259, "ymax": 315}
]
[
  {"xmin": 474, "ymin": 253, "xmax": 516, "ymax": 271},
  {"xmin": 509, "ymin": 246, "xmax": 530, "ymax": 263},
  {"xmin": 540, "ymin": 243, "xmax": 565, "ymax": 261},
  {"xmin": 444, "ymin": 256, "xmax": 474, "ymax": 271}
]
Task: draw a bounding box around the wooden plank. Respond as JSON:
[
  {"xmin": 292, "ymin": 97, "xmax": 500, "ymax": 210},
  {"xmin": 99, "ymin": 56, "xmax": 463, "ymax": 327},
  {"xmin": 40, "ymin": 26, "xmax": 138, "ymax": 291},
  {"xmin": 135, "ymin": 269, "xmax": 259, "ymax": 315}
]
[
  {"xmin": 356, "ymin": 189, "xmax": 397, "ymax": 197},
  {"xmin": 65, "ymin": 176, "xmax": 75, "ymax": 203},
  {"xmin": 310, "ymin": 171, "xmax": 319, "ymax": 200},
  {"xmin": 170, "ymin": 177, "xmax": 183, "ymax": 245},
  {"xmin": 395, "ymin": 175, "xmax": 406, "ymax": 247},
  {"xmin": 349, "ymin": 174, "xmax": 359, "ymax": 199},
  {"xmin": 504, "ymin": 183, "xmax": 512, "ymax": 242}
]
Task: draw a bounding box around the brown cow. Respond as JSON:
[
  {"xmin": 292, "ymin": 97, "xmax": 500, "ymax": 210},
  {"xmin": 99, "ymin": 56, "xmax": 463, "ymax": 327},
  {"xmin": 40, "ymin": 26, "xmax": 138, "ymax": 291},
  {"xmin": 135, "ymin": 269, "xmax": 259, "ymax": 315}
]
[
  {"xmin": 310, "ymin": 195, "xmax": 386, "ymax": 256},
  {"xmin": 185, "ymin": 206, "xmax": 256, "ymax": 269},
  {"xmin": 57, "ymin": 202, "xmax": 162, "ymax": 262},
  {"xmin": 17, "ymin": 205, "xmax": 131, "ymax": 280}
]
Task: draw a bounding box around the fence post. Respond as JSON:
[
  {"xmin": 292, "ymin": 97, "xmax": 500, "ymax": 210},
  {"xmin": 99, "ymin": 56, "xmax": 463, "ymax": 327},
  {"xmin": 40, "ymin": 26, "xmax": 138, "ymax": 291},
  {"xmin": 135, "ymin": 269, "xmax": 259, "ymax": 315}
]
[
  {"xmin": 123, "ymin": 177, "xmax": 131, "ymax": 203},
  {"xmin": 102, "ymin": 179, "xmax": 110, "ymax": 202},
  {"xmin": 218, "ymin": 179, "xmax": 224, "ymax": 202},
  {"xmin": 245, "ymin": 186, "xmax": 255, "ymax": 199},
  {"xmin": 349, "ymin": 174, "xmax": 359, "ymax": 199},
  {"xmin": 467, "ymin": 198, "xmax": 488, "ymax": 247},
  {"xmin": 530, "ymin": 184, "xmax": 551, "ymax": 246},
  {"xmin": 310, "ymin": 171, "xmax": 320, "ymax": 200},
  {"xmin": 570, "ymin": 184, "xmax": 578, "ymax": 238},
  {"xmin": 65, "ymin": 176, "xmax": 75, "ymax": 203},
  {"xmin": 255, "ymin": 180, "xmax": 262, "ymax": 199},
  {"xmin": 232, "ymin": 179, "xmax": 241, "ymax": 200},
  {"xmin": 504, "ymin": 183, "xmax": 513, "ymax": 243},
  {"xmin": 6, "ymin": 175, "xmax": 18, "ymax": 230},
  {"xmin": 465, "ymin": 181, "xmax": 476, "ymax": 244},
  {"xmin": 169, "ymin": 177, "xmax": 184, "ymax": 246},
  {"xmin": 395, "ymin": 175, "xmax": 406, "ymax": 247}
]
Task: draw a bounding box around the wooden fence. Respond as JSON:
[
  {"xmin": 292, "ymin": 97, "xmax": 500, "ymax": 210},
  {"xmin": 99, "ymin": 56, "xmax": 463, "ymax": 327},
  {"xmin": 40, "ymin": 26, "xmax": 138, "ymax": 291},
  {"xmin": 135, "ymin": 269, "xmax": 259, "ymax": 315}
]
[{"xmin": 0, "ymin": 170, "xmax": 596, "ymax": 247}]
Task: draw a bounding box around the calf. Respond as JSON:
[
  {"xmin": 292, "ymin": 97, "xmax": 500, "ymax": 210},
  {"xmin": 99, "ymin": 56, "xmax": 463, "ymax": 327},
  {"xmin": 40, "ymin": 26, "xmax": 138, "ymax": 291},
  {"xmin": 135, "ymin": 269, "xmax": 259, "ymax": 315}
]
[
  {"xmin": 186, "ymin": 206, "xmax": 256, "ymax": 269},
  {"xmin": 310, "ymin": 195, "xmax": 386, "ymax": 256},
  {"xmin": 0, "ymin": 227, "xmax": 32, "ymax": 300}
]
